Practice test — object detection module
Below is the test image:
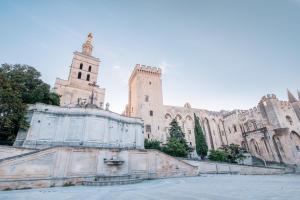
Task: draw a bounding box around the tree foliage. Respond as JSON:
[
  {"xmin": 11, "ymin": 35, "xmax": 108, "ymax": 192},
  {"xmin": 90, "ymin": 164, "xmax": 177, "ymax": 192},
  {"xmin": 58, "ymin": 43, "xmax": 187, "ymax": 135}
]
[
  {"xmin": 162, "ymin": 119, "xmax": 189, "ymax": 157},
  {"xmin": 0, "ymin": 64, "xmax": 60, "ymax": 144},
  {"xmin": 208, "ymin": 149, "xmax": 229, "ymax": 162},
  {"xmin": 194, "ymin": 113, "xmax": 208, "ymax": 159},
  {"xmin": 162, "ymin": 137, "xmax": 188, "ymax": 157},
  {"xmin": 144, "ymin": 139, "xmax": 161, "ymax": 150},
  {"xmin": 208, "ymin": 144, "xmax": 245, "ymax": 163}
]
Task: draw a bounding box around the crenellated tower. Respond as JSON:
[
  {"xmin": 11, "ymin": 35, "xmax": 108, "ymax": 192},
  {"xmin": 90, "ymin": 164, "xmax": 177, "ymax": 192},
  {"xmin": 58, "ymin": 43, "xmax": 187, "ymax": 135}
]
[{"xmin": 126, "ymin": 64, "xmax": 164, "ymax": 140}]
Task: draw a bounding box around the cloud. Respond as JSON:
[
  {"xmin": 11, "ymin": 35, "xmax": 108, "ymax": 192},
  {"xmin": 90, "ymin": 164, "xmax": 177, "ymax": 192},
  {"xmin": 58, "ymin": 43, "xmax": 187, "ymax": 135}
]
[{"xmin": 113, "ymin": 65, "xmax": 120, "ymax": 69}]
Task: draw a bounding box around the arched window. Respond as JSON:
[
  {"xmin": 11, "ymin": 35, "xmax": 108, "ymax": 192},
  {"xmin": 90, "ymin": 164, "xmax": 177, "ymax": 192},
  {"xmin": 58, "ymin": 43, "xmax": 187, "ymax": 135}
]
[
  {"xmin": 165, "ymin": 113, "xmax": 172, "ymax": 119},
  {"xmin": 86, "ymin": 74, "xmax": 90, "ymax": 81},
  {"xmin": 233, "ymin": 125, "xmax": 237, "ymax": 132},
  {"xmin": 186, "ymin": 115, "xmax": 192, "ymax": 121},
  {"xmin": 286, "ymin": 115, "xmax": 293, "ymax": 125},
  {"xmin": 80, "ymin": 63, "xmax": 83, "ymax": 70},
  {"xmin": 145, "ymin": 95, "xmax": 149, "ymax": 102},
  {"xmin": 77, "ymin": 72, "xmax": 82, "ymax": 79},
  {"xmin": 175, "ymin": 114, "xmax": 182, "ymax": 121},
  {"xmin": 88, "ymin": 65, "xmax": 92, "ymax": 72}
]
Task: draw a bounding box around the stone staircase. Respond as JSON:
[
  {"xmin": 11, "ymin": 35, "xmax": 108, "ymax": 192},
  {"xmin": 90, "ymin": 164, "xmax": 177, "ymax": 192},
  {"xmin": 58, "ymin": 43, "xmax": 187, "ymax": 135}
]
[{"xmin": 82, "ymin": 175, "xmax": 143, "ymax": 186}]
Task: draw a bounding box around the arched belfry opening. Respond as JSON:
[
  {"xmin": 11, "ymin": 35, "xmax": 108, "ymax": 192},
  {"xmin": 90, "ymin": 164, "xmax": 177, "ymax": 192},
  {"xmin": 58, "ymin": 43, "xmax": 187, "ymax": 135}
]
[
  {"xmin": 86, "ymin": 74, "xmax": 90, "ymax": 81},
  {"xmin": 77, "ymin": 72, "xmax": 82, "ymax": 79}
]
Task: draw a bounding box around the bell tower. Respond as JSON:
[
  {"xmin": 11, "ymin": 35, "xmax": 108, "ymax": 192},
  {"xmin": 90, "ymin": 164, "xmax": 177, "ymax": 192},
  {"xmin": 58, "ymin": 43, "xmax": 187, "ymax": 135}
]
[
  {"xmin": 68, "ymin": 33, "xmax": 99, "ymax": 87},
  {"xmin": 54, "ymin": 33, "xmax": 105, "ymax": 107}
]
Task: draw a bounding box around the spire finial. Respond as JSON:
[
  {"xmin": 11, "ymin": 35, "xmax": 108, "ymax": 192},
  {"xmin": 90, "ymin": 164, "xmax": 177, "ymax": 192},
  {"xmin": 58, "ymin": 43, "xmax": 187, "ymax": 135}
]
[
  {"xmin": 82, "ymin": 33, "xmax": 93, "ymax": 56},
  {"xmin": 87, "ymin": 33, "xmax": 93, "ymax": 42},
  {"xmin": 287, "ymin": 89, "xmax": 297, "ymax": 103}
]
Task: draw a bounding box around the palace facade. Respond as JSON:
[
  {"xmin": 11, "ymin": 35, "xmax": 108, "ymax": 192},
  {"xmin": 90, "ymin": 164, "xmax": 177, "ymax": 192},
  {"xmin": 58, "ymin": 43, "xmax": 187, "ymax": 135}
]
[{"xmin": 125, "ymin": 64, "xmax": 300, "ymax": 165}]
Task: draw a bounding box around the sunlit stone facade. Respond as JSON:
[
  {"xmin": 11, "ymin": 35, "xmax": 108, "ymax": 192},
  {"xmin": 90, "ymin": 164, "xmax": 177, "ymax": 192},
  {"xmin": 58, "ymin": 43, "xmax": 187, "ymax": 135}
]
[
  {"xmin": 125, "ymin": 64, "xmax": 300, "ymax": 165},
  {"xmin": 54, "ymin": 33, "xmax": 105, "ymax": 107}
]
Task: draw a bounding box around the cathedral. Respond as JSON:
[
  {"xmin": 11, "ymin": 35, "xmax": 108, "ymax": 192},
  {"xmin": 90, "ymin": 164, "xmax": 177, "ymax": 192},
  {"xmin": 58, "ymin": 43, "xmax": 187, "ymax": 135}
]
[{"xmin": 124, "ymin": 64, "xmax": 300, "ymax": 165}]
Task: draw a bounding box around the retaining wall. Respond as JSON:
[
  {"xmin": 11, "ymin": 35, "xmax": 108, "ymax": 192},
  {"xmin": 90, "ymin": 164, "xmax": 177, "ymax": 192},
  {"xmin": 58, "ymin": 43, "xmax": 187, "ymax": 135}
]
[
  {"xmin": 184, "ymin": 160, "xmax": 285, "ymax": 175},
  {"xmin": 0, "ymin": 146, "xmax": 197, "ymax": 190}
]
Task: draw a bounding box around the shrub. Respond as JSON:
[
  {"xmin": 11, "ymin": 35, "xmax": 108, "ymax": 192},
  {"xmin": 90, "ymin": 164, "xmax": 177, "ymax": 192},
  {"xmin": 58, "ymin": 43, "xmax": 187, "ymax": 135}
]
[
  {"xmin": 63, "ymin": 182, "xmax": 75, "ymax": 187},
  {"xmin": 144, "ymin": 139, "xmax": 161, "ymax": 150},
  {"xmin": 208, "ymin": 149, "xmax": 229, "ymax": 162},
  {"xmin": 162, "ymin": 137, "xmax": 188, "ymax": 157},
  {"xmin": 208, "ymin": 144, "xmax": 246, "ymax": 163}
]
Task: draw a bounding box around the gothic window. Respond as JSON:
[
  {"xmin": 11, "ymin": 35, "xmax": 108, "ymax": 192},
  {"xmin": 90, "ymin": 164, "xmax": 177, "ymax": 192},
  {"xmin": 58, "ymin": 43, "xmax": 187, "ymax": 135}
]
[
  {"xmin": 150, "ymin": 110, "xmax": 153, "ymax": 116},
  {"xmin": 245, "ymin": 123, "xmax": 250, "ymax": 132},
  {"xmin": 145, "ymin": 95, "xmax": 149, "ymax": 102},
  {"xmin": 86, "ymin": 74, "xmax": 90, "ymax": 81},
  {"xmin": 240, "ymin": 125, "xmax": 244, "ymax": 133},
  {"xmin": 286, "ymin": 115, "xmax": 293, "ymax": 125},
  {"xmin": 88, "ymin": 65, "xmax": 92, "ymax": 72},
  {"xmin": 253, "ymin": 121, "xmax": 258, "ymax": 129},
  {"xmin": 186, "ymin": 115, "xmax": 192, "ymax": 121},
  {"xmin": 233, "ymin": 125, "xmax": 237, "ymax": 132},
  {"xmin": 77, "ymin": 72, "xmax": 82, "ymax": 79},
  {"xmin": 80, "ymin": 63, "xmax": 83, "ymax": 69},
  {"xmin": 165, "ymin": 113, "xmax": 172, "ymax": 119},
  {"xmin": 175, "ymin": 115, "xmax": 182, "ymax": 121},
  {"xmin": 146, "ymin": 125, "xmax": 151, "ymax": 133},
  {"xmin": 241, "ymin": 141, "xmax": 246, "ymax": 150},
  {"xmin": 188, "ymin": 130, "xmax": 191, "ymax": 134},
  {"xmin": 149, "ymin": 81, "xmax": 151, "ymax": 85}
]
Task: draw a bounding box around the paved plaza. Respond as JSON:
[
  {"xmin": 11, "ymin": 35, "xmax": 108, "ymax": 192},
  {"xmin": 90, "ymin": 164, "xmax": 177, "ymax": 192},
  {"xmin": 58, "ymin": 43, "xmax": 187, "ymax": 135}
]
[{"xmin": 0, "ymin": 175, "xmax": 299, "ymax": 200}]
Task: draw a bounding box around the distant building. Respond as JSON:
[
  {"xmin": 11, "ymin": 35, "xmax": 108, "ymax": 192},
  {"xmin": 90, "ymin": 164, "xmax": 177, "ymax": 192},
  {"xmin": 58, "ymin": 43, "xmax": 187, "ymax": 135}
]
[{"xmin": 125, "ymin": 64, "xmax": 300, "ymax": 165}]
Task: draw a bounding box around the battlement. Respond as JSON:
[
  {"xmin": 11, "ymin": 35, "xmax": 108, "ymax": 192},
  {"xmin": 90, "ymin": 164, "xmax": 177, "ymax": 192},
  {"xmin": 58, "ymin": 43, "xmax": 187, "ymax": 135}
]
[
  {"xmin": 260, "ymin": 94, "xmax": 277, "ymax": 102},
  {"xmin": 129, "ymin": 64, "xmax": 162, "ymax": 83},
  {"xmin": 135, "ymin": 64, "xmax": 162, "ymax": 74}
]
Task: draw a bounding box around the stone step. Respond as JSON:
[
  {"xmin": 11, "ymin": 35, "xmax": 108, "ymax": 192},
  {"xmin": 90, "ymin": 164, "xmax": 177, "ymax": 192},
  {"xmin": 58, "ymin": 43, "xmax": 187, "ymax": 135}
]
[
  {"xmin": 82, "ymin": 178, "xmax": 143, "ymax": 186},
  {"xmin": 94, "ymin": 175, "xmax": 134, "ymax": 181}
]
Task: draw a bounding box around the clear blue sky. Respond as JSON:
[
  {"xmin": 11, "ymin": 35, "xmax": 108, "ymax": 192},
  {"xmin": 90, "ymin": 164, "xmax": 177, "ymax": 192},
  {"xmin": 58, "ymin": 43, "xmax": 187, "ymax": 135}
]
[{"xmin": 1, "ymin": 0, "xmax": 299, "ymax": 113}]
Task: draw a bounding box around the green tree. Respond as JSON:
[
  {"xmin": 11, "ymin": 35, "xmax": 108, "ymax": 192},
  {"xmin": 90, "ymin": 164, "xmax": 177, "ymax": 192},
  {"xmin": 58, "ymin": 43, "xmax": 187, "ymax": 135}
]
[
  {"xmin": 208, "ymin": 149, "xmax": 229, "ymax": 162},
  {"xmin": 194, "ymin": 113, "xmax": 208, "ymax": 159},
  {"xmin": 220, "ymin": 144, "xmax": 245, "ymax": 163},
  {"xmin": 162, "ymin": 119, "xmax": 189, "ymax": 157},
  {"xmin": 168, "ymin": 119, "xmax": 189, "ymax": 150},
  {"xmin": 0, "ymin": 64, "xmax": 60, "ymax": 144},
  {"xmin": 162, "ymin": 137, "xmax": 188, "ymax": 157},
  {"xmin": 144, "ymin": 139, "xmax": 161, "ymax": 150},
  {"xmin": 208, "ymin": 144, "xmax": 245, "ymax": 163}
]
